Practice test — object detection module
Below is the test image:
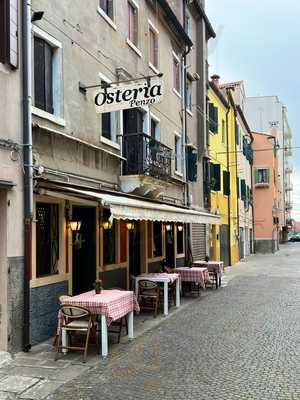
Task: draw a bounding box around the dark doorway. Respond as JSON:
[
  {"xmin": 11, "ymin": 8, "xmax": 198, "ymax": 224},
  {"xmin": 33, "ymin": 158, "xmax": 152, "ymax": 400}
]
[
  {"xmin": 123, "ymin": 108, "xmax": 145, "ymax": 135},
  {"xmin": 129, "ymin": 222, "xmax": 141, "ymax": 277},
  {"xmin": 72, "ymin": 207, "xmax": 96, "ymax": 295},
  {"xmin": 220, "ymin": 224, "xmax": 230, "ymax": 267},
  {"xmin": 165, "ymin": 225, "xmax": 175, "ymax": 267}
]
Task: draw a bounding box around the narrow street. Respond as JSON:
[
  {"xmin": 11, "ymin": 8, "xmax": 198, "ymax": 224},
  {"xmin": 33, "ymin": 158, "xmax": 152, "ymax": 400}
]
[{"xmin": 42, "ymin": 244, "xmax": 300, "ymax": 400}]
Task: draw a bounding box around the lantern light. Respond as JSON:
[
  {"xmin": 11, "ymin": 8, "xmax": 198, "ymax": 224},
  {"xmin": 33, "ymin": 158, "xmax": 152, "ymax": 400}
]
[
  {"xmin": 102, "ymin": 221, "xmax": 112, "ymax": 230},
  {"xmin": 69, "ymin": 220, "xmax": 82, "ymax": 231},
  {"xmin": 177, "ymin": 225, "xmax": 183, "ymax": 232},
  {"xmin": 126, "ymin": 222, "xmax": 135, "ymax": 230},
  {"xmin": 165, "ymin": 224, "xmax": 172, "ymax": 231}
]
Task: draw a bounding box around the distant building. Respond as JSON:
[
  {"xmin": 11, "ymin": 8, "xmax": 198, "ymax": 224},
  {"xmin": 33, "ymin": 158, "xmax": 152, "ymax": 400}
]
[{"xmin": 244, "ymin": 96, "xmax": 293, "ymax": 242}]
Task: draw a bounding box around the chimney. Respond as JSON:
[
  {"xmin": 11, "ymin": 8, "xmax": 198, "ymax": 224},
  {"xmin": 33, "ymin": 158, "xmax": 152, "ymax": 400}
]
[{"xmin": 211, "ymin": 74, "xmax": 220, "ymax": 88}]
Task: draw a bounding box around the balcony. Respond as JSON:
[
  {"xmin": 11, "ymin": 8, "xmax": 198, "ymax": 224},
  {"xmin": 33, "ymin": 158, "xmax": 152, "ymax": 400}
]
[{"xmin": 121, "ymin": 133, "xmax": 172, "ymax": 196}]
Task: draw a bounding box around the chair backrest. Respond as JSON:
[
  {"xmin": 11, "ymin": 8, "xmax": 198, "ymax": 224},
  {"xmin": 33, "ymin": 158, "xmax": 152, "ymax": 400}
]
[
  {"xmin": 138, "ymin": 280, "xmax": 158, "ymax": 292},
  {"xmin": 58, "ymin": 295, "xmax": 71, "ymax": 304},
  {"xmin": 60, "ymin": 305, "xmax": 90, "ymax": 320}
]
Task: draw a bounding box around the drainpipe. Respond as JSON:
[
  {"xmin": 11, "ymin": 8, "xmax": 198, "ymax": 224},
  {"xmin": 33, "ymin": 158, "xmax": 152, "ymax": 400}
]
[
  {"xmin": 234, "ymin": 110, "xmax": 240, "ymax": 261},
  {"xmin": 22, "ymin": 0, "xmax": 33, "ymax": 352},
  {"xmin": 249, "ymin": 133, "xmax": 255, "ymax": 254},
  {"xmin": 225, "ymin": 105, "xmax": 231, "ymax": 266}
]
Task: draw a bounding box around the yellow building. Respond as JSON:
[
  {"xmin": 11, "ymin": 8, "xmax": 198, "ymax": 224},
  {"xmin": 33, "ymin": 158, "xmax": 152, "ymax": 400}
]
[{"xmin": 207, "ymin": 77, "xmax": 240, "ymax": 266}]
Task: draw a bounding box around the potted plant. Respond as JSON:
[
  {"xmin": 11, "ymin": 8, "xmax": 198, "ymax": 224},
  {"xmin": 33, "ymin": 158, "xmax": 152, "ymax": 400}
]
[{"xmin": 95, "ymin": 278, "xmax": 102, "ymax": 294}]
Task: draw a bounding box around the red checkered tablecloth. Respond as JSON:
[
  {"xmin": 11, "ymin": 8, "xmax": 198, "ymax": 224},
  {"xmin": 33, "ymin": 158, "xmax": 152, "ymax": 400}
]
[
  {"xmin": 192, "ymin": 261, "xmax": 225, "ymax": 275},
  {"xmin": 61, "ymin": 289, "xmax": 139, "ymax": 326},
  {"xmin": 175, "ymin": 267, "xmax": 209, "ymax": 288},
  {"xmin": 140, "ymin": 273, "xmax": 179, "ymax": 284}
]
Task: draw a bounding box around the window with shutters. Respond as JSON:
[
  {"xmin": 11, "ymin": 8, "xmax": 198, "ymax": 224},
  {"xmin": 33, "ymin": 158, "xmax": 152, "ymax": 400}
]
[
  {"xmin": 148, "ymin": 20, "xmax": 158, "ymax": 70},
  {"xmin": 255, "ymin": 167, "xmax": 270, "ymax": 186},
  {"xmin": 99, "ymin": 0, "xmax": 114, "ymax": 20},
  {"xmin": 36, "ymin": 203, "xmax": 59, "ymax": 277},
  {"xmin": 175, "ymin": 133, "xmax": 182, "ymax": 174},
  {"xmin": 173, "ymin": 52, "xmax": 181, "ymax": 97},
  {"xmin": 128, "ymin": 1, "xmax": 138, "ymax": 47},
  {"xmin": 223, "ymin": 170, "xmax": 230, "ymax": 196},
  {"xmin": 241, "ymin": 179, "xmax": 246, "ymax": 201},
  {"xmin": 33, "ymin": 27, "xmax": 62, "ymax": 119},
  {"xmin": 210, "ymin": 163, "xmax": 221, "ymax": 191},
  {"xmin": 208, "ymin": 103, "xmax": 218, "ymax": 133},
  {"xmin": 187, "ymin": 146, "xmax": 197, "ymax": 182},
  {"xmin": 99, "ymin": 73, "xmax": 120, "ymax": 149},
  {"xmin": 0, "ymin": 0, "xmax": 18, "ymax": 68}
]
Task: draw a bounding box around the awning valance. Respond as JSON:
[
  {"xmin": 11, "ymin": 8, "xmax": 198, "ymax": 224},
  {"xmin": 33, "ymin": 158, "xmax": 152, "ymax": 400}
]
[{"xmin": 46, "ymin": 186, "xmax": 220, "ymax": 225}]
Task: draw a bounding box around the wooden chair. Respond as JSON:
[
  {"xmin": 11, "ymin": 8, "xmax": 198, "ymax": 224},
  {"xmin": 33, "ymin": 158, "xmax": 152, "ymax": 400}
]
[
  {"xmin": 53, "ymin": 294, "xmax": 72, "ymax": 347},
  {"xmin": 54, "ymin": 304, "xmax": 99, "ymax": 363},
  {"xmin": 107, "ymin": 288, "xmax": 128, "ymax": 343},
  {"xmin": 138, "ymin": 280, "xmax": 160, "ymax": 317}
]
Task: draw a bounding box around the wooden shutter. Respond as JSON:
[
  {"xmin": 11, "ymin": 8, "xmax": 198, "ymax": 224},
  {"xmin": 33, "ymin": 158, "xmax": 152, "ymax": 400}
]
[
  {"xmin": 223, "ymin": 171, "xmax": 230, "ymax": 196},
  {"xmin": 44, "ymin": 41, "xmax": 53, "ymax": 113},
  {"xmin": 265, "ymin": 168, "xmax": 270, "ymax": 183},
  {"xmin": 237, "ymin": 177, "xmax": 240, "ymax": 198},
  {"xmin": 213, "ymin": 164, "xmax": 221, "ymax": 191},
  {"xmin": 34, "ymin": 37, "xmax": 46, "ymax": 110},
  {"xmin": 0, "ymin": 0, "xmax": 18, "ymax": 67},
  {"xmin": 254, "ymin": 169, "xmax": 259, "ymax": 184},
  {"xmin": 241, "ymin": 179, "xmax": 246, "ymax": 201},
  {"xmin": 214, "ymin": 106, "xmax": 218, "ymax": 133},
  {"xmin": 209, "ymin": 103, "xmax": 215, "ymax": 132},
  {"xmin": 187, "ymin": 147, "xmax": 197, "ymax": 182}
]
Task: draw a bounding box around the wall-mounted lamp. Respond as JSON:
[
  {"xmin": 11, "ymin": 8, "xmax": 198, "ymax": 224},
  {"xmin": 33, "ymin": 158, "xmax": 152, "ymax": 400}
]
[
  {"xmin": 165, "ymin": 224, "xmax": 172, "ymax": 231},
  {"xmin": 126, "ymin": 222, "xmax": 135, "ymax": 231},
  {"xmin": 102, "ymin": 221, "xmax": 112, "ymax": 230},
  {"xmin": 177, "ymin": 225, "xmax": 183, "ymax": 232},
  {"xmin": 69, "ymin": 220, "xmax": 82, "ymax": 231}
]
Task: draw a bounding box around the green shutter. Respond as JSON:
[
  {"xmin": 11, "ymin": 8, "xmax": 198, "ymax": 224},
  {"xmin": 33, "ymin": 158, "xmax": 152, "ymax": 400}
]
[
  {"xmin": 209, "ymin": 103, "xmax": 215, "ymax": 133},
  {"xmin": 214, "ymin": 106, "xmax": 218, "ymax": 134},
  {"xmin": 255, "ymin": 169, "xmax": 259, "ymax": 184},
  {"xmin": 223, "ymin": 171, "xmax": 230, "ymax": 196},
  {"xmin": 214, "ymin": 164, "xmax": 221, "ymax": 191},
  {"xmin": 265, "ymin": 168, "xmax": 270, "ymax": 183}
]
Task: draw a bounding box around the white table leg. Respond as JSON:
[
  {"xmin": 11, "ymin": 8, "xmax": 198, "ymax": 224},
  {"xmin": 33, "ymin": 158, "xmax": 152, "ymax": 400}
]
[
  {"xmin": 101, "ymin": 314, "xmax": 108, "ymax": 358},
  {"xmin": 62, "ymin": 328, "xmax": 67, "ymax": 354},
  {"xmin": 135, "ymin": 278, "xmax": 139, "ymax": 298},
  {"xmin": 163, "ymin": 281, "xmax": 168, "ymax": 316},
  {"xmin": 128, "ymin": 311, "xmax": 134, "ymax": 340},
  {"xmin": 176, "ymin": 278, "xmax": 180, "ymax": 307}
]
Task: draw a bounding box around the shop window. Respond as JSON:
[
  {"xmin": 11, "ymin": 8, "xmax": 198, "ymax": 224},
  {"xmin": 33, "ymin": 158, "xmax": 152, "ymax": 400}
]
[
  {"xmin": 153, "ymin": 221, "xmax": 162, "ymax": 257},
  {"xmin": 103, "ymin": 220, "xmax": 116, "ymax": 265},
  {"xmin": 36, "ymin": 203, "xmax": 59, "ymax": 277},
  {"xmin": 99, "ymin": 0, "xmax": 114, "ymax": 20},
  {"xmin": 177, "ymin": 225, "xmax": 184, "ymax": 254}
]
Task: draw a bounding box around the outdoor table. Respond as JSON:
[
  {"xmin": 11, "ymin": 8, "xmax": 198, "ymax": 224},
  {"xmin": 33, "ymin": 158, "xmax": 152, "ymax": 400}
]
[
  {"xmin": 192, "ymin": 261, "xmax": 225, "ymax": 288},
  {"xmin": 60, "ymin": 289, "xmax": 139, "ymax": 357},
  {"xmin": 175, "ymin": 267, "xmax": 209, "ymax": 289},
  {"xmin": 134, "ymin": 273, "xmax": 180, "ymax": 316}
]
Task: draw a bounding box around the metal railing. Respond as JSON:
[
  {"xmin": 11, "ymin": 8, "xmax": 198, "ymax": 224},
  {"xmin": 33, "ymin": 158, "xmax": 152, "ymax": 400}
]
[{"xmin": 122, "ymin": 133, "xmax": 172, "ymax": 181}]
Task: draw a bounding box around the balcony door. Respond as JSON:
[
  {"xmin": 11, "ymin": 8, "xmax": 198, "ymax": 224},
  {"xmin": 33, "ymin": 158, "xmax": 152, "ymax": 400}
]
[{"xmin": 123, "ymin": 109, "xmax": 147, "ymax": 135}]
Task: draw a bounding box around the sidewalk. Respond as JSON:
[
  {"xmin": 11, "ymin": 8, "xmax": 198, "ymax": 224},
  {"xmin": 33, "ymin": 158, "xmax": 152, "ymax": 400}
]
[{"xmin": 0, "ymin": 282, "xmax": 229, "ymax": 400}]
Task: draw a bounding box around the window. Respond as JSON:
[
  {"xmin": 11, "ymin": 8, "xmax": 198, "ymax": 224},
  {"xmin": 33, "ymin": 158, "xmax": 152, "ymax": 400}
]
[
  {"xmin": 177, "ymin": 225, "xmax": 184, "ymax": 254},
  {"xmin": 99, "ymin": 76, "xmax": 119, "ymax": 147},
  {"xmin": 175, "ymin": 133, "xmax": 182, "ymax": 173},
  {"xmin": 186, "ymin": 79, "xmax": 192, "ymax": 112},
  {"xmin": 128, "ymin": 1, "xmax": 138, "ymax": 47},
  {"xmin": 149, "ymin": 24, "xmax": 158, "ymax": 69},
  {"xmin": 33, "ymin": 28, "xmax": 62, "ymax": 117},
  {"xmin": 36, "ymin": 203, "xmax": 59, "ymax": 277},
  {"xmin": 173, "ymin": 53, "xmax": 180, "ymax": 95},
  {"xmin": 153, "ymin": 222, "xmax": 162, "ymax": 257},
  {"xmin": 222, "ymin": 120, "xmax": 226, "ymax": 143},
  {"xmin": 210, "ymin": 163, "xmax": 221, "ymax": 191},
  {"xmin": 237, "ymin": 177, "xmax": 240, "ymax": 198},
  {"xmin": 241, "ymin": 179, "xmax": 246, "ymax": 201},
  {"xmin": 103, "ymin": 220, "xmax": 116, "ymax": 265},
  {"xmin": 255, "ymin": 168, "xmax": 270, "ymax": 185},
  {"xmin": 185, "ymin": 13, "xmax": 191, "ymax": 38},
  {"xmin": 223, "ymin": 170, "xmax": 230, "ymax": 196},
  {"xmin": 150, "ymin": 114, "xmax": 160, "ymax": 141},
  {"xmin": 187, "ymin": 146, "xmax": 197, "ymax": 182},
  {"xmin": 99, "ymin": 0, "xmax": 113, "ymax": 20},
  {"xmin": 208, "ymin": 103, "xmax": 218, "ymax": 133}
]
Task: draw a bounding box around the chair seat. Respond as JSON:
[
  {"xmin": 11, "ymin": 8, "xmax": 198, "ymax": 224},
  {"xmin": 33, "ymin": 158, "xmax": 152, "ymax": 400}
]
[
  {"xmin": 64, "ymin": 320, "xmax": 91, "ymax": 330},
  {"xmin": 139, "ymin": 292, "xmax": 158, "ymax": 298}
]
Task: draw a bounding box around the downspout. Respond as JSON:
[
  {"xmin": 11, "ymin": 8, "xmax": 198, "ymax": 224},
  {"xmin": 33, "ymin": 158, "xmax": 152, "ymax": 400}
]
[
  {"xmin": 249, "ymin": 133, "xmax": 255, "ymax": 254},
  {"xmin": 234, "ymin": 109, "xmax": 240, "ymax": 261},
  {"xmin": 182, "ymin": 0, "xmax": 193, "ymax": 264},
  {"xmin": 225, "ymin": 104, "xmax": 231, "ymax": 266},
  {"xmin": 22, "ymin": 0, "xmax": 33, "ymax": 351}
]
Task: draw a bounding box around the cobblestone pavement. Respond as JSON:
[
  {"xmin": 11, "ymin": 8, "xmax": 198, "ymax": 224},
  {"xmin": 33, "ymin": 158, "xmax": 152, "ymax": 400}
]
[{"xmin": 1, "ymin": 244, "xmax": 300, "ymax": 400}]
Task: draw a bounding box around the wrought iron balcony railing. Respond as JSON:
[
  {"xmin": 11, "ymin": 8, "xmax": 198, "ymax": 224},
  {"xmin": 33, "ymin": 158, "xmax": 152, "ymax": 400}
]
[{"xmin": 122, "ymin": 133, "xmax": 172, "ymax": 181}]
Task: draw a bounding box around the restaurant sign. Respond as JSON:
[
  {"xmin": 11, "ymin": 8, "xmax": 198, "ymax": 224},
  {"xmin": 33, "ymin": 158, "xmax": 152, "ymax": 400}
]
[{"xmin": 94, "ymin": 78, "xmax": 164, "ymax": 113}]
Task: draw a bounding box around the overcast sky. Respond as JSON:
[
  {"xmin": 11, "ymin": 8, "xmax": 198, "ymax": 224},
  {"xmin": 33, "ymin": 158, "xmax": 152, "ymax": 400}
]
[{"xmin": 206, "ymin": 0, "xmax": 299, "ymax": 220}]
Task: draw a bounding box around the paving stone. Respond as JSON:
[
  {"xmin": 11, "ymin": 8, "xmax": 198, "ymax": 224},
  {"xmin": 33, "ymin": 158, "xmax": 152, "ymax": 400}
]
[
  {"xmin": 19, "ymin": 380, "xmax": 63, "ymax": 400},
  {"xmin": 0, "ymin": 376, "xmax": 39, "ymax": 394}
]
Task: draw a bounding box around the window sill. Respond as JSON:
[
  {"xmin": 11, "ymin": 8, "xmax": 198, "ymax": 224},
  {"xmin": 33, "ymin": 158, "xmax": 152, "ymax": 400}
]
[
  {"xmin": 97, "ymin": 6, "xmax": 117, "ymax": 30},
  {"xmin": 126, "ymin": 38, "xmax": 142, "ymax": 57},
  {"xmin": 173, "ymin": 88, "xmax": 182, "ymax": 99},
  {"xmin": 32, "ymin": 106, "xmax": 66, "ymax": 127},
  {"xmin": 100, "ymin": 136, "xmax": 120, "ymax": 150},
  {"xmin": 186, "ymin": 109, "xmax": 193, "ymax": 117},
  {"xmin": 255, "ymin": 183, "xmax": 269, "ymax": 188},
  {"xmin": 149, "ymin": 62, "xmax": 160, "ymax": 75},
  {"xmin": 30, "ymin": 272, "xmax": 69, "ymax": 288},
  {"xmin": 174, "ymin": 170, "xmax": 183, "ymax": 178}
]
